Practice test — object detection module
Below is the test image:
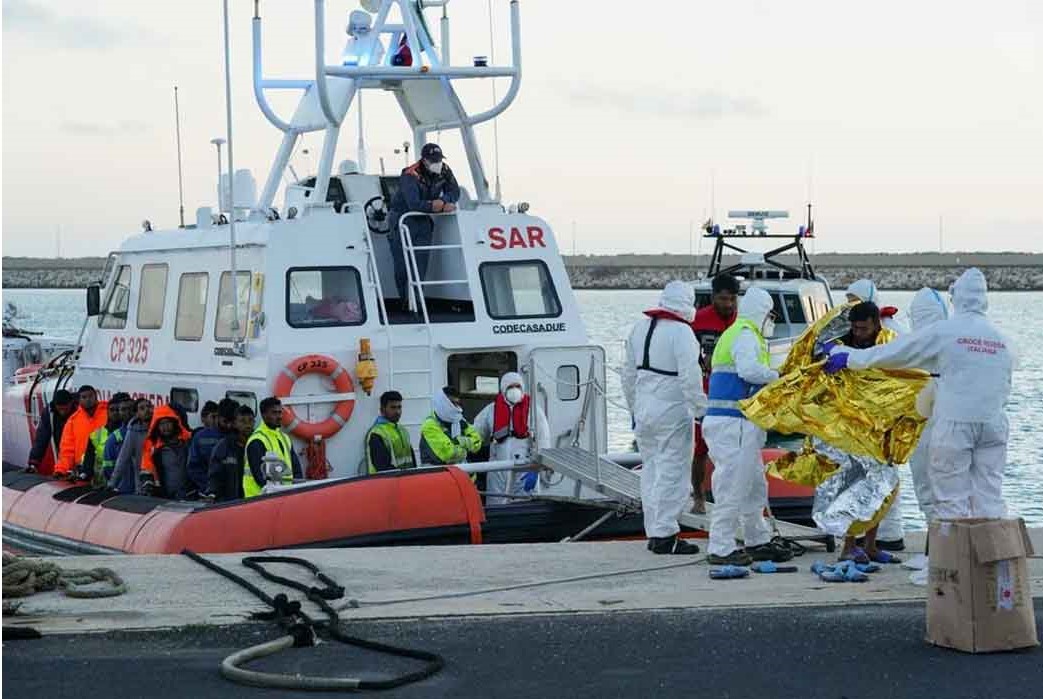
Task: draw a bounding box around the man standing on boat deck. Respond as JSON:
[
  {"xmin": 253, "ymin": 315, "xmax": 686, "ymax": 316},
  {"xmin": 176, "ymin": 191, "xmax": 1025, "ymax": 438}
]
[
  {"xmin": 364, "ymin": 391, "xmax": 417, "ymax": 474},
  {"xmin": 622, "ymin": 280, "xmax": 707, "ymax": 555},
  {"xmin": 55, "ymin": 385, "xmax": 108, "ymax": 479},
  {"xmin": 208, "ymin": 405, "xmax": 256, "ymax": 501},
  {"xmin": 27, "ymin": 389, "xmax": 76, "ymax": 475},
  {"xmin": 387, "ymin": 143, "xmax": 460, "ymax": 312},
  {"xmin": 79, "ymin": 392, "xmax": 131, "ymax": 488},
  {"xmin": 419, "ymin": 387, "xmax": 483, "ymax": 466},
  {"xmin": 186, "ymin": 399, "xmax": 236, "ymax": 495},
  {"xmin": 844, "ymin": 280, "xmax": 906, "ymax": 551},
  {"xmin": 109, "ymin": 398, "xmax": 153, "ymax": 495},
  {"xmin": 473, "ymin": 372, "xmax": 551, "ymax": 505},
  {"xmin": 243, "ymin": 397, "xmax": 303, "ymax": 498},
  {"xmin": 825, "ymin": 268, "xmax": 1015, "ymax": 523},
  {"xmin": 704, "ymin": 287, "xmax": 790, "ymax": 566},
  {"xmin": 690, "ymin": 274, "xmax": 739, "ymax": 513}
]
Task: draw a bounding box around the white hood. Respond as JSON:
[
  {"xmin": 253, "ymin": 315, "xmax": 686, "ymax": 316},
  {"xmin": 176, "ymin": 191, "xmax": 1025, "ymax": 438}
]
[
  {"xmin": 846, "ymin": 279, "xmax": 878, "ymax": 303},
  {"xmin": 738, "ymin": 286, "xmax": 774, "ymax": 327},
  {"xmin": 657, "ymin": 280, "xmax": 696, "ymax": 323},
  {"xmin": 909, "ymin": 287, "xmax": 949, "ymax": 331},
  {"xmin": 499, "ymin": 371, "xmax": 524, "ymax": 395},
  {"xmin": 432, "ymin": 388, "xmax": 463, "ymax": 437},
  {"xmin": 951, "ymin": 268, "xmax": 988, "ymax": 315}
]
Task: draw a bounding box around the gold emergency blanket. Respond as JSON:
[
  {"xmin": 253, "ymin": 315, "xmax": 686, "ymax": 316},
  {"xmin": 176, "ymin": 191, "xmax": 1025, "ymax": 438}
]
[{"xmin": 739, "ymin": 303, "xmax": 929, "ymax": 464}]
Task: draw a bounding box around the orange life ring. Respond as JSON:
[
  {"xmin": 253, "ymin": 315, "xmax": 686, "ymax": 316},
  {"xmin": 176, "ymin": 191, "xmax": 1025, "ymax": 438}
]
[{"xmin": 274, "ymin": 354, "xmax": 356, "ymax": 441}]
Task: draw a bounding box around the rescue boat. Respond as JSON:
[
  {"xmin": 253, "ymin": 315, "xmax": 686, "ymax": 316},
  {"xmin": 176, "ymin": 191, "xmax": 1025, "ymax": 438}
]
[{"xmin": 2, "ymin": 0, "xmax": 818, "ymax": 555}]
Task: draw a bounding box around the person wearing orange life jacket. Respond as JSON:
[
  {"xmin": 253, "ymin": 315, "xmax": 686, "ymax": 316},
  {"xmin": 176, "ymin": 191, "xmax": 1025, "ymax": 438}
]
[
  {"xmin": 55, "ymin": 385, "xmax": 108, "ymax": 479},
  {"xmin": 137, "ymin": 403, "xmax": 192, "ymax": 497},
  {"xmin": 473, "ymin": 372, "xmax": 551, "ymax": 506}
]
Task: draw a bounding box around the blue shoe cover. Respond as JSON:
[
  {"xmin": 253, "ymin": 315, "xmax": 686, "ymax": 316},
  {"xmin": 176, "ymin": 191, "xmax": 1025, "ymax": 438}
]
[{"xmin": 709, "ymin": 565, "xmax": 750, "ymax": 580}]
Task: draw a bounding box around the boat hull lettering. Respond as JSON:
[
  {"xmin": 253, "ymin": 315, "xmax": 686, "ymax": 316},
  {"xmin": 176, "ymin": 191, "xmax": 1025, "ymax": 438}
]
[{"xmin": 492, "ymin": 322, "xmax": 566, "ymax": 335}]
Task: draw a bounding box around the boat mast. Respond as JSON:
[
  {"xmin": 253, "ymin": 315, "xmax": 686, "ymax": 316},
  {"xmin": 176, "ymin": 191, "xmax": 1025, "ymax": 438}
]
[
  {"xmin": 173, "ymin": 85, "xmax": 186, "ymax": 228},
  {"xmin": 221, "ymin": 0, "xmax": 241, "ymax": 340}
]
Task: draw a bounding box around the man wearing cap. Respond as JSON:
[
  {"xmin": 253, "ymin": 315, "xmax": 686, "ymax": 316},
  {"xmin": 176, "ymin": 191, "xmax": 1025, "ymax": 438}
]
[{"xmin": 387, "ymin": 143, "xmax": 461, "ymax": 312}]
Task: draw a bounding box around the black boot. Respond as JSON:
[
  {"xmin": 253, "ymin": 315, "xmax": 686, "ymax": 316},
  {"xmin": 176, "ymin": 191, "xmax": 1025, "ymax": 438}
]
[{"xmin": 648, "ymin": 535, "xmax": 700, "ymax": 555}]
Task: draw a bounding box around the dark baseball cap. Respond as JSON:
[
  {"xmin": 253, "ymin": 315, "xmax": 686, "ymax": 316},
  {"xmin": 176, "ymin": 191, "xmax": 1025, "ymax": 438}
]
[{"xmin": 421, "ymin": 143, "xmax": 444, "ymax": 162}]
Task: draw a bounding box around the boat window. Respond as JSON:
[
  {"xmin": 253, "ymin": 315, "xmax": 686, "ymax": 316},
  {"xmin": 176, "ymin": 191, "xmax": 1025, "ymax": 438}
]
[
  {"xmin": 557, "ymin": 365, "xmax": 580, "ymax": 401},
  {"xmin": 479, "ymin": 261, "xmax": 561, "ymax": 320},
  {"xmin": 770, "ymin": 293, "xmax": 786, "ymax": 324},
  {"xmin": 286, "ymin": 267, "xmax": 366, "ymax": 328},
  {"xmin": 175, "ymin": 273, "xmax": 209, "ymax": 341},
  {"xmin": 695, "ymin": 292, "xmax": 712, "ymax": 309},
  {"xmin": 136, "ymin": 264, "xmax": 168, "ymax": 329},
  {"xmin": 225, "ymin": 390, "xmax": 257, "ymax": 414},
  {"xmin": 170, "ymin": 387, "xmax": 199, "ymax": 413},
  {"xmin": 782, "ymin": 294, "xmax": 806, "ymax": 323},
  {"xmin": 98, "ymin": 265, "xmax": 132, "ymax": 329},
  {"xmin": 215, "ymin": 271, "xmax": 251, "ymax": 341}
]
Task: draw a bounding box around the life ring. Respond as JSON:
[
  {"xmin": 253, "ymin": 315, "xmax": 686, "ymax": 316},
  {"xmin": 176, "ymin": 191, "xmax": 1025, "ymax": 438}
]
[{"xmin": 274, "ymin": 354, "xmax": 356, "ymax": 440}]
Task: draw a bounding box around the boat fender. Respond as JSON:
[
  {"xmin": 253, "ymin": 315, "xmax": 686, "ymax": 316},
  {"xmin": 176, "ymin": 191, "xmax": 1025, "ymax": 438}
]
[{"xmin": 274, "ymin": 354, "xmax": 356, "ymax": 441}]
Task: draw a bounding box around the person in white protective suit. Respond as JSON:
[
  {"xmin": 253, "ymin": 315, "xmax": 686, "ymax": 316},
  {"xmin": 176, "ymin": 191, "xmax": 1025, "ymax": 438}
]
[
  {"xmin": 473, "ymin": 372, "xmax": 551, "ymax": 506},
  {"xmin": 846, "ymin": 279, "xmax": 908, "ymax": 335},
  {"xmin": 704, "ymin": 287, "xmax": 793, "ymax": 566},
  {"xmin": 845, "ymin": 278, "xmax": 906, "ymax": 549},
  {"xmin": 900, "ymin": 288, "xmax": 951, "ymax": 580},
  {"xmin": 623, "ymin": 280, "xmax": 707, "ymax": 554},
  {"xmin": 827, "ymin": 268, "xmax": 1014, "ymax": 521}
]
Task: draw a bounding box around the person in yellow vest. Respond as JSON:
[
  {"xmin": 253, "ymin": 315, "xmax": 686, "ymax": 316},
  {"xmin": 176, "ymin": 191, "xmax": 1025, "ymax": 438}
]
[
  {"xmin": 705, "ymin": 286, "xmax": 791, "ymax": 566},
  {"xmin": 78, "ymin": 392, "xmax": 131, "ymax": 488},
  {"xmin": 243, "ymin": 397, "xmax": 303, "ymax": 498},
  {"xmin": 364, "ymin": 391, "xmax": 417, "ymax": 473},
  {"xmin": 419, "ymin": 387, "xmax": 482, "ymax": 465}
]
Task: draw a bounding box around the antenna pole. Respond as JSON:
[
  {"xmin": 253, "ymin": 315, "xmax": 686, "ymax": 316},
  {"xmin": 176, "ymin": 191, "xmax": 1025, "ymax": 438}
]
[
  {"xmin": 488, "ymin": 0, "xmax": 502, "ymax": 201},
  {"xmin": 174, "ymin": 86, "xmax": 186, "ymax": 228},
  {"xmin": 222, "ymin": 0, "xmax": 241, "ymax": 337}
]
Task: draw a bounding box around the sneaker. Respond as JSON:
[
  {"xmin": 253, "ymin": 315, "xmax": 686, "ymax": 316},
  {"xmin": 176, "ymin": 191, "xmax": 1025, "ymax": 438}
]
[
  {"xmin": 876, "ymin": 538, "xmax": 906, "ymax": 552},
  {"xmin": 707, "ymin": 549, "xmax": 753, "ymax": 566},
  {"xmin": 747, "ymin": 541, "xmax": 795, "ymax": 563},
  {"xmin": 649, "ymin": 536, "xmax": 700, "ymax": 555}
]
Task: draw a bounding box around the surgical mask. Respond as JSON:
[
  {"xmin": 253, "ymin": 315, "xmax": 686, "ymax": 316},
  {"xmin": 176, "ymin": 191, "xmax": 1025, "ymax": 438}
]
[
  {"xmin": 761, "ymin": 318, "xmax": 775, "ymax": 338},
  {"xmin": 505, "ymin": 387, "xmax": 523, "ymax": 404},
  {"xmin": 425, "ymin": 159, "xmax": 443, "ymax": 175}
]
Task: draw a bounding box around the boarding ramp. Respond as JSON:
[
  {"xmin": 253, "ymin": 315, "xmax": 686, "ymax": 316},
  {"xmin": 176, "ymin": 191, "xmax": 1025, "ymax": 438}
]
[{"xmin": 538, "ymin": 446, "xmax": 827, "ymax": 543}]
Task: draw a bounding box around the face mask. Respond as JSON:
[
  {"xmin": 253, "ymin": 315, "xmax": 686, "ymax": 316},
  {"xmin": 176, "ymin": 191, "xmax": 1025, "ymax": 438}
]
[
  {"xmin": 761, "ymin": 318, "xmax": 775, "ymax": 338},
  {"xmin": 425, "ymin": 159, "xmax": 443, "ymax": 175},
  {"xmin": 505, "ymin": 387, "xmax": 524, "ymax": 404}
]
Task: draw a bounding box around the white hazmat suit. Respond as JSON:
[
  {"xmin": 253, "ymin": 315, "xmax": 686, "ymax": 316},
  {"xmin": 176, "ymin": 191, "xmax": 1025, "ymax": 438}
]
[
  {"xmin": 623, "ymin": 281, "xmax": 707, "ymax": 539},
  {"xmin": 846, "ymin": 279, "xmax": 908, "ymax": 334},
  {"xmin": 905, "ymin": 287, "xmax": 951, "ymax": 524},
  {"xmin": 474, "ymin": 372, "xmax": 551, "ymax": 506},
  {"xmin": 842, "ymin": 269, "xmax": 1014, "ymax": 519},
  {"xmin": 704, "ymin": 287, "xmax": 780, "ymax": 558}
]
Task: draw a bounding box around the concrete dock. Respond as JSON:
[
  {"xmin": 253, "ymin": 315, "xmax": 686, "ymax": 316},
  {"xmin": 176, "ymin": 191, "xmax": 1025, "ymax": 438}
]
[{"xmin": 5, "ymin": 531, "xmax": 1042, "ymax": 698}]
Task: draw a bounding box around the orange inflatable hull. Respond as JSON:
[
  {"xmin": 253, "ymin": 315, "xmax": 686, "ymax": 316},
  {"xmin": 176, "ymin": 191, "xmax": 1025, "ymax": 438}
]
[{"xmin": 3, "ymin": 466, "xmax": 485, "ymax": 555}]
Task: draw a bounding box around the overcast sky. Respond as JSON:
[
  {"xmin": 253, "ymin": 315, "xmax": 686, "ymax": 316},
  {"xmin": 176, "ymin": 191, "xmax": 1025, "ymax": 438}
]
[{"xmin": 3, "ymin": 0, "xmax": 1041, "ymax": 257}]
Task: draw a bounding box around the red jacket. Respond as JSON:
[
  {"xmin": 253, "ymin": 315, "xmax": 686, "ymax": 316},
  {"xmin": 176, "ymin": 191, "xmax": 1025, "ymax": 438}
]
[
  {"xmin": 691, "ymin": 305, "xmax": 736, "ymax": 390},
  {"xmin": 55, "ymin": 402, "xmax": 109, "ymax": 475}
]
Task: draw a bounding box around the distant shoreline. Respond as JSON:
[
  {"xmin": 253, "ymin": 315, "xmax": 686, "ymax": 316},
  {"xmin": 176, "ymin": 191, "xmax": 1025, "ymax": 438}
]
[{"xmin": 4, "ymin": 252, "xmax": 1042, "ymax": 291}]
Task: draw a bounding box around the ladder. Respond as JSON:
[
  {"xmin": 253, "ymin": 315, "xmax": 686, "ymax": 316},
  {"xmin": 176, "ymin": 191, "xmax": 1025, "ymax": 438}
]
[{"xmin": 537, "ymin": 446, "xmax": 827, "ymax": 542}]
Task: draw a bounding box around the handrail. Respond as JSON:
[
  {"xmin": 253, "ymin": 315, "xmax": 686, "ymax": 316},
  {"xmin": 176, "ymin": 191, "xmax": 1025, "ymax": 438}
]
[
  {"xmin": 252, "ymin": 14, "xmax": 293, "ymax": 133},
  {"xmin": 313, "ymin": 0, "xmax": 342, "ymax": 127}
]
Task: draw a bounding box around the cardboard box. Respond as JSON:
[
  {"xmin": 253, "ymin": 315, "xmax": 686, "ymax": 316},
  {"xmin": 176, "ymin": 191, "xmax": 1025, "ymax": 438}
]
[{"xmin": 926, "ymin": 518, "xmax": 1039, "ymax": 653}]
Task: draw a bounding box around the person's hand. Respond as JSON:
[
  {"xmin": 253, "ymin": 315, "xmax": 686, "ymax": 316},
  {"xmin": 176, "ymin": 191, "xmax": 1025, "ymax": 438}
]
[
  {"xmin": 431, "ymin": 199, "xmax": 446, "ymax": 213},
  {"xmin": 521, "ymin": 470, "xmax": 539, "ymax": 492},
  {"xmin": 815, "ymin": 340, "xmax": 839, "ymax": 356},
  {"xmin": 824, "ymin": 352, "xmax": 850, "ymax": 375},
  {"xmin": 443, "ymin": 202, "xmax": 457, "ymax": 213},
  {"xmin": 25, "ymin": 461, "xmax": 38, "ymax": 473}
]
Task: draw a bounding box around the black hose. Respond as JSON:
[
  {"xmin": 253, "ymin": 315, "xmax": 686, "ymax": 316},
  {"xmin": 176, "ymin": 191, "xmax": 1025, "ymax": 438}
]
[{"xmin": 182, "ymin": 550, "xmax": 444, "ymax": 691}]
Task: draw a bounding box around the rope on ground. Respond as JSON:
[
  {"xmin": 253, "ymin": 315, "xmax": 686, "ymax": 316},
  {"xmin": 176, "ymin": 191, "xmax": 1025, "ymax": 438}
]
[
  {"xmin": 340, "ymin": 554, "xmax": 708, "ymax": 611},
  {"xmin": 182, "ymin": 549, "xmax": 444, "ymax": 692},
  {"xmin": 3, "ymin": 552, "xmax": 126, "ymax": 601}
]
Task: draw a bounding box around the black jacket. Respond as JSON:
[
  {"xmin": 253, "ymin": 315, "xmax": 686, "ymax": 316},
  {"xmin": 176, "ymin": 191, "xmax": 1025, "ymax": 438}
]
[{"xmin": 28, "ymin": 402, "xmax": 69, "ymax": 465}]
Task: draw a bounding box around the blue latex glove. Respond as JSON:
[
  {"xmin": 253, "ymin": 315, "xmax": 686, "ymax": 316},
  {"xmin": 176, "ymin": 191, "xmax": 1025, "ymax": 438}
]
[
  {"xmin": 815, "ymin": 340, "xmax": 839, "ymax": 356},
  {"xmin": 709, "ymin": 565, "xmax": 750, "ymax": 580},
  {"xmin": 823, "ymin": 352, "xmax": 850, "ymax": 374},
  {"xmin": 521, "ymin": 470, "xmax": 539, "ymax": 492}
]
